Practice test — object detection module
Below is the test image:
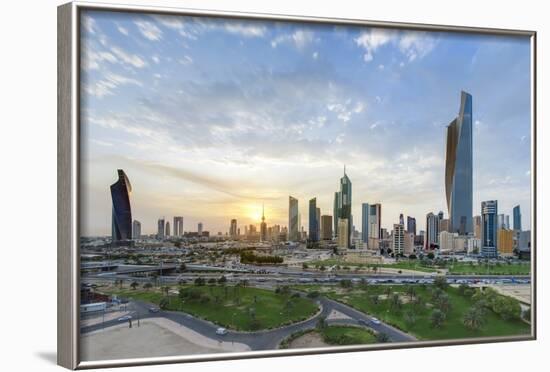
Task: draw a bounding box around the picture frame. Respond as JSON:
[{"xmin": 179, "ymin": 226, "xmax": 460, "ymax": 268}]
[{"xmin": 58, "ymin": 1, "xmax": 537, "ymax": 369}]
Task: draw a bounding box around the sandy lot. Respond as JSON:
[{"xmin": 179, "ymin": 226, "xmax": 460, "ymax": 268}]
[
  {"xmin": 81, "ymin": 318, "xmax": 249, "ymax": 361},
  {"xmin": 287, "ymin": 331, "xmax": 329, "ymax": 349}
]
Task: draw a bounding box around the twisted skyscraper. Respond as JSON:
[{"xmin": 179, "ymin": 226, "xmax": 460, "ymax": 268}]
[
  {"xmin": 445, "ymin": 91, "xmax": 473, "ymax": 235},
  {"xmin": 110, "ymin": 169, "xmax": 132, "ymax": 242}
]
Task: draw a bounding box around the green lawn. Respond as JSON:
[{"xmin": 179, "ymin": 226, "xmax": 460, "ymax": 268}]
[
  {"xmin": 447, "ymin": 262, "xmax": 530, "ymax": 275},
  {"xmin": 103, "ymin": 285, "xmax": 319, "ymax": 331},
  {"xmin": 308, "ymin": 259, "xmax": 437, "ymax": 273},
  {"xmin": 295, "ymin": 284, "xmax": 530, "ymax": 341},
  {"xmin": 321, "ymin": 325, "xmax": 377, "ymax": 345}
]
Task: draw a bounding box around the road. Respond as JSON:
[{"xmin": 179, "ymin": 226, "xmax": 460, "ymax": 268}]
[{"xmin": 81, "ymin": 295, "xmax": 416, "ymax": 350}]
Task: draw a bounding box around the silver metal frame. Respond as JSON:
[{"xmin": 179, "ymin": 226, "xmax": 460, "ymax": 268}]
[{"xmin": 57, "ymin": 1, "xmax": 537, "ymax": 369}]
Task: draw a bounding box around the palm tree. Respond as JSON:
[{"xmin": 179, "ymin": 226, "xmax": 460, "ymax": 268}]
[
  {"xmin": 130, "ymin": 281, "xmax": 139, "ymax": 290},
  {"xmin": 463, "ymin": 306, "xmax": 485, "ymax": 331}
]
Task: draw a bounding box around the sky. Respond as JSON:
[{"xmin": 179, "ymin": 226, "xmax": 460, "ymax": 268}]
[{"xmin": 79, "ymin": 10, "xmax": 532, "ymax": 237}]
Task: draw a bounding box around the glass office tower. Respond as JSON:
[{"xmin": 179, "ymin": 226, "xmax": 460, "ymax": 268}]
[
  {"xmin": 110, "ymin": 169, "xmax": 132, "ymax": 243},
  {"xmin": 445, "ymin": 91, "xmax": 473, "ymax": 235}
]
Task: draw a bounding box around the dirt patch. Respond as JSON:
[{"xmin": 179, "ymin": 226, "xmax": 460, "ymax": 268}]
[{"xmin": 287, "ymin": 331, "xmax": 329, "ymax": 349}]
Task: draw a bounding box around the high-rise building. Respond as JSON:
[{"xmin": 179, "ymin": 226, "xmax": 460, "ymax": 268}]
[
  {"xmin": 425, "ymin": 212, "xmax": 440, "ymax": 249},
  {"xmin": 132, "ymin": 220, "xmax": 141, "ymax": 240},
  {"xmin": 361, "ymin": 203, "xmax": 370, "ymax": 243},
  {"xmin": 368, "ymin": 203, "xmax": 382, "ymax": 250},
  {"xmin": 440, "ymin": 219, "xmax": 450, "ymax": 233},
  {"xmin": 260, "ymin": 204, "xmax": 267, "ymax": 242},
  {"xmin": 165, "ymin": 221, "xmax": 171, "ymax": 237},
  {"xmin": 445, "ymin": 91, "xmax": 473, "ymax": 235},
  {"xmin": 316, "ymin": 207, "xmax": 321, "ymax": 241},
  {"xmin": 498, "ymin": 229, "xmax": 514, "ymax": 256},
  {"xmin": 321, "ymin": 215, "xmax": 333, "ymax": 240},
  {"xmin": 481, "ymin": 200, "xmax": 498, "ymax": 257},
  {"xmin": 439, "ymin": 231, "xmax": 458, "ymax": 252},
  {"xmin": 333, "ymin": 191, "xmax": 340, "ymax": 238},
  {"xmin": 399, "ymin": 213, "xmax": 404, "ymax": 226},
  {"xmin": 497, "ymin": 214, "xmax": 507, "ymax": 230},
  {"xmin": 288, "ymin": 196, "xmax": 299, "ymax": 241},
  {"xmin": 110, "ymin": 169, "xmax": 132, "ymax": 242},
  {"xmin": 404, "ymin": 231, "xmax": 415, "ymax": 255},
  {"xmin": 392, "ymin": 224, "xmax": 405, "ymax": 256},
  {"xmin": 473, "ymin": 215, "xmax": 482, "ymax": 239},
  {"xmin": 198, "ymin": 222, "xmax": 203, "ymax": 236},
  {"xmin": 173, "ymin": 216, "xmax": 184, "ymax": 237},
  {"xmin": 335, "ymin": 167, "xmax": 352, "ymax": 247},
  {"xmin": 337, "ymin": 218, "xmax": 349, "ymax": 249},
  {"xmin": 309, "ymin": 198, "xmax": 319, "ymax": 242},
  {"xmin": 406, "ymin": 216, "xmax": 416, "ymax": 235},
  {"xmin": 513, "ymin": 205, "xmax": 522, "ymax": 231},
  {"xmin": 230, "ymin": 219, "xmax": 238, "ymax": 238},
  {"xmin": 157, "ymin": 218, "xmax": 165, "ymax": 240}
]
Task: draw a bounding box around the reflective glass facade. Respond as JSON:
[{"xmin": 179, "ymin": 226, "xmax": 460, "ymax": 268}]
[
  {"xmin": 481, "ymin": 200, "xmax": 498, "ymax": 257},
  {"xmin": 309, "ymin": 197, "xmax": 318, "ymax": 242},
  {"xmin": 445, "ymin": 91, "xmax": 473, "ymax": 235},
  {"xmin": 288, "ymin": 196, "xmax": 299, "ymax": 241},
  {"xmin": 110, "ymin": 169, "xmax": 132, "ymax": 242}
]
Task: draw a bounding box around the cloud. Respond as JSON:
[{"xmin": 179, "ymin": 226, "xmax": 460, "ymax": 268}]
[
  {"xmin": 312, "ymin": 51, "xmax": 319, "ymax": 59},
  {"xmin": 110, "ymin": 46, "xmax": 147, "ymax": 68},
  {"xmin": 178, "ymin": 55, "xmax": 193, "ymax": 65},
  {"xmin": 271, "ymin": 29, "xmax": 316, "ymax": 49},
  {"xmin": 355, "ymin": 29, "xmax": 437, "ymax": 63},
  {"xmin": 117, "ymin": 25, "xmax": 128, "ymax": 36},
  {"xmin": 224, "ymin": 23, "xmax": 266, "ymax": 37},
  {"xmin": 84, "ymin": 72, "xmax": 142, "ymax": 98},
  {"xmin": 134, "ymin": 19, "xmax": 162, "ymax": 41}
]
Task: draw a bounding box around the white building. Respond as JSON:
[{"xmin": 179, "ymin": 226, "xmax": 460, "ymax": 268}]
[{"xmin": 392, "ymin": 224, "xmax": 404, "ymax": 255}]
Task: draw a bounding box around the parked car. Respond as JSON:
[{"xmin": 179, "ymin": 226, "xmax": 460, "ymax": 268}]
[
  {"xmin": 148, "ymin": 307, "xmax": 160, "ymax": 313},
  {"xmin": 216, "ymin": 327, "xmax": 228, "ymax": 335},
  {"xmin": 117, "ymin": 315, "xmax": 132, "ymax": 322}
]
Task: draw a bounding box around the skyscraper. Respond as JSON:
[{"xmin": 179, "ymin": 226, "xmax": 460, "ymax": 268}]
[
  {"xmin": 333, "ymin": 191, "xmax": 341, "ymax": 238},
  {"xmin": 445, "ymin": 91, "xmax": 473, "ymax": 235},
  {"xmin": 425, "ymin": 212, "xmax": 439, "ymax": 249},
  {"xmin": 368, "ymin": 203, "xmax": 382, "ymax": 250},
  {"xmin": 289, "ymin": 196, "xmax": 299, "ymax": 241},
  {"xmin": 157, "ymin": 218, "xmax": 165, "ymax": 240},
  {"xmin": 473, "ymin": 215, "xmax": 482, "ymax": 239},
  {"xmin": 230, "ymin": 219, "xmax": 238, "ymax": 238},
  {"xmin": 309, "ymin": 198, "xmax": 319, "ymax": 242},
  {"xmin": 321, "ymin": 215, "xmax": 333, "ymax": 240},
  {"xmin": 110, "ymin": 169, "xmax": 132, "ymax": 242},
  {"xmin": 406, "ymin": 216, "xmax": 416, "ymax": 236},
  {"xmin": 165, "ymin": 221, "xmax": 171, "ymax": 237},
  {"xmin": 173, "ymin": 216, "xmax": 184, "ymax": 237},
  {"xmin": 335, "ymin": 167, "xmax": 352, "ymax": 247},
  {"xmin": 361, "ymin": 203, "xmax": 370, "ymax": 243},
  {"xmin": 392, "ymin": 224, "xmax": 405, "ymax": 256},
  {"xmin": 260, "ymin": 204, "xmax": 267, "ymax": 242},
  {"xmin": 399, "ymin": 213, "xmax": 404, "ymax": 226},
  {"xmin": 316, "ymin": 207, "xmax": 321, "ymax": 241},
  {"xmin": 481, "ymin": 200, "xmax": 498, "ymax": 257},
  {"xmin": 513, "ymin": 205, "xmax": 522, "ymax": 231},
  {"xmin": 198, "ymin": 222, "xmax": 203, "ymax": 236},
  {"xmin": 337, "ymin": 218, "xmax": 349, "ymax": 249},
  {"xmin": 132, "ymin": 220, "xmax": 141, "ymax": 240}
]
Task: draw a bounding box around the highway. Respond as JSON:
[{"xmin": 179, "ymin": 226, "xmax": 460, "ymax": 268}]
[{"xmin": 81, "ymin": 295, "xmax": 416, "ymax": 350}]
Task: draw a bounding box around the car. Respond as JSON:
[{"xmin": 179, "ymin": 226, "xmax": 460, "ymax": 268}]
[
  {"xmin": 215, "ymin": 327, "xmax": 228, "ymax": 335},
  {"xmin": 118, "ymin": 315, "xmax": 132, "ymax": 322},
  {"xmin": 371, "ymin": 317, "xmax": 381, "ymax": 325},
  {"xmin": 148, "ymin": 307, "xmax": 160, "ymax": 313}
]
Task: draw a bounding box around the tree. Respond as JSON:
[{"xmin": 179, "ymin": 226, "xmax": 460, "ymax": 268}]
[
  {"xmin": 194, "ymin": 277, "xmax": 205, "ymax": 286},
  {"xmin": 162, "ymin": 286, "xmax": 170, "ymax": 296},
  {"xmin": 404, "ymin": 310, "xmax": 417, "ymax": 327},
  {"xmin": 463, "ymin": 305, "xmax": 486, "ymax": 331},
  {"xmin": 218, "ymin": 276, "xmax": 227, "ymax": 285},
  {"xmin": 339, "ymin": 279, "xmax": 353, "ymax": 289},
  {"xmin": 433, "ymin": 275, "xmax": 448, "ymax": 290},
  {"xmin": 316, "ymin": 315, "xmax": 327, "ymax": 330},
  {"xmin": 405, "ymin": 286, "xmax": 416, "ymax": 301},
  {"xmin": 376, "ymin": 332, "xmax": 390, "ymax": 343},
  {"xmin": 208, "ymin": 278, "xmax": 217, "ymax": 285},
  {"xmin": 302, "ymin": 263, "xmax": 309, "ymax": 269},
  {"xmin": 427, "ymin": 252, "xmax": 435, "ymax": 259},
  {"xmin": 458, "ymin": 283, "xmax": 470, "ymax": 296},
  {"xmin": 430, "ymin": 309, "xmax": 446, "ymax": 328},
  {"xmin": 130, "ymin": 281, "xmax": 139, "ymax": 290},
  {"xmin": 390, "ymin": 293, "xmax": 402, "ymax": 313},
  {"xmin": 369, "ymin": 295, "xmax": 380, "ymax": 305},
  {"xmin": 143, "ymin": 282, "xmax": 153, "ymax": 291},
  {"xmin": 159, "ymin": 297, "xmax": 169, "ymax": 310},
  {"xmin": 179, "ymin": 263, "xmax": 187, "ymax": 272},
  {"xmin": 492, "ymin": 296, "xmax": 521, "ymax": 320}
]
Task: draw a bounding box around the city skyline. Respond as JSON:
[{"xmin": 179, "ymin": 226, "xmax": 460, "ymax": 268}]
[{"xmin": 80, "ymin": 10, "xmax": 532, "ymax": 236}]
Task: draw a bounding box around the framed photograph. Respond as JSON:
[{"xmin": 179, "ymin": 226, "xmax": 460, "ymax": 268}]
[{"xmin": 57, "ymin": 1, "xmax": 536, "ymax": 369}]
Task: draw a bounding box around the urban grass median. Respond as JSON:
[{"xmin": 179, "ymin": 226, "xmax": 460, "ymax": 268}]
[
  {"xmin": 279, "ymin": 325, "xmax": 378, "ymax": 349},
  {"xmin": 103, "ymin": 282, "xmax": 319, "ymax": 331},
  {"xmin": 294, "ymin": 281, "xmax": 530, "ymax": 341}
]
